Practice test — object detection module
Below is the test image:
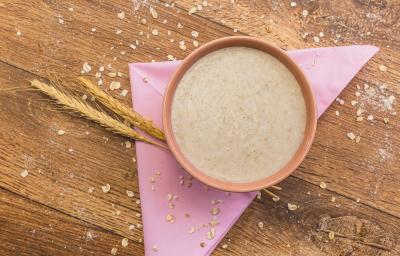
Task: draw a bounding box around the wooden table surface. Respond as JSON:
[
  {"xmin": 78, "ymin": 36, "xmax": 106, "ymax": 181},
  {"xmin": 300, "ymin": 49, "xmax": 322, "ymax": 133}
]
[{"xmin": 0, "ymin": 1, "xmax": 399, "ymax": 255}]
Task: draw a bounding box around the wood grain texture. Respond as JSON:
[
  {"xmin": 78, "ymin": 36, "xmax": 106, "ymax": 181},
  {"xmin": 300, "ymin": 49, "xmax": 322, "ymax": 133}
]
[
  {"xmin": 0, "ymin": 0, "xmax": 399, "ymax": 255},
  {"xmin": 0, "ymin": 187, "xmax": 139, "ymax": 255}
]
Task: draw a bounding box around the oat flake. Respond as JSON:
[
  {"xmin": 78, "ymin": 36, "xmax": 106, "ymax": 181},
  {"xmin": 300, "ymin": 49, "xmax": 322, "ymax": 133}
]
[
  {"xmin": 117, "ymin": 11, "xmax": 125, "ymax": 19},
  {"xmin": 110, "ymin": 81, "xmax": 121, "ymax": 90},
  {"xmin": 347, "ymin": 132, "xmax": 356, "ymax": 140},
  {"xmin": 102, "ymin": 183, "xmax": 111, "ymax": 193},
  {"xmin": 288, "ymin": 203, "xmax": 298, "ymax": 211},
  {"xmin": 111, "ymin": 247, "xmax": 117, "ymax": 255},
  {"xmin": 121, "ymin": 238, "xmax": 129, "ymax": 247},
  {"xmin": 126, "ymin": 190, "xmax": 134, "ymax": 197},
  {"xmin": 20, "ymin": 169, "xmax": 29, "ymax": 178}
]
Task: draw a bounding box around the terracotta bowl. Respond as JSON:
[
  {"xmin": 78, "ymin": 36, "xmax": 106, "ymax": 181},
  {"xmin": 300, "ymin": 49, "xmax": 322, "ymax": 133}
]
[{"xmin": 163, "ymin": 36, "xmax": 317, "ymax": 192}]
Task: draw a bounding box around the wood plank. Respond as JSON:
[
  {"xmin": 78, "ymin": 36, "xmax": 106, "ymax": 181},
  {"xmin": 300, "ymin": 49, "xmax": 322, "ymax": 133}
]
[
  {"xmin": 214, "ymin": 176, "xmax": 400, "ymax": 255},
  {"xmin": 0, "ymin": 60, "xmax": 146, "ymax": 241},
  {"xmin": 0, "ymin": 0, "xmax": 399, "ymax": 255},
  {"xmin": 0, "ymin": 187, "xmax": 142, "ymax": 255}
]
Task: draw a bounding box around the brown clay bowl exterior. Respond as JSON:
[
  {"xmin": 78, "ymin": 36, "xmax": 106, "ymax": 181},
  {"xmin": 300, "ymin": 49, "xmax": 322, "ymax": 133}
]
[{"xmin": 163, "ymin": 36, "xmax": 317, "ymax": 192}]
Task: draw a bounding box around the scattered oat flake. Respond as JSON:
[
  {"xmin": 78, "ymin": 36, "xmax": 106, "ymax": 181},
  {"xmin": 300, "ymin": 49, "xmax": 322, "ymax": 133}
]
[
  {"xmin": 107, "ymin": 72, "xmax": 117, "ymax": 77},
  {"xmin": 210, "ymin": 207, "xmax": 220, "ymax": 215},
  {"xmin": 367, "ymin": 115, "xmax": 374, "ymax": 121},
  {"xmin": 116, "ymin": 29, "xmax": 122, "ymax": 34},
  {"xmin": 110, "ymin": 81, "xmax": 121, "ymax": 90},
  {"xmin": 121, "ymin": 238, "xmax": 129, "ymax": 247},
  {"xmin": 151, "ymin": 29, "xmax": 159, "ymax": 36},
  {"xmin": 58, "ymin": 18, "xmax": 64, "ymax": 24},
  {"xmin": 329, "ymin": 231, "xmax": 335, "ymax": 240},
  {"xmin": 319, "ymin": 32, "xmax": 325, "ymax": 37},
  {"xmin": 355, "ymin": 136, "xmax": 361, "ymax": 143},
  {"xmin": 193, "ymin": 40, "xmax": 199, "ymax": 47},
  {"xmin": 313, "ymin": 36, "xmax": 320, "ymax": 43},
  {"xmin": 88, "ymin": 187, "xmax": 95, "ymax": 193},
  {"xmin": 167, "ymin": 54, "xmax": 175, "ymax": 61},
  {"xmin": 378, "ymin": 64, "xmax": 387, "ymax": 72},
  {"xmin": 125, "ymin": 141, "xmax": 132, "ymax": 148},
  {"xmin": 257, "ymin": 221, "xmax": 264, "ymax": 229},
  {"xmin": 383, "ymin": 117, "xmax": 389, "ymax": 124},
  {"xmin": 179, "ymin": 42, "xmax": 187, "ymax": 50},
  {"xmin": 356, "ymin": 198, "xmax": 361, "ymax": 203},
  {"xmin": 140, "ymin": 18, "xmax": 147, "ymax": 24},
  {"xmin": 20, "ymin": 169, "xmax": 28, "ymax": 178},
  {"xmin": 207, "ymin": 228, "xmax": 216, "ymax": 240},
  {"xmin": 129, "ymin": 44, "xmax": 137, "ymax": 50},
  {"xmin": 177, "ymin": 22, "xmax": 183, "ymax": 28},
  {"xmin": 191, "ymin": 30, "xmax": 199, "ymax": 38},
  {"xmin": 272, "ymin": 196, "xmax": 280, "ymax": 202},
  {"xmin": 150, "ymin": 7, "xmax": 158, "ymax": 18},
  {"xmin": 57, "ymin": 129, "xmax": 66, "ymax": 135},
  {"xmin": 111, "ymin": 247, "xmax": 117, "ymax": 255},
  {"xmin": 102, "ymin": 183, "xmax": 111, "ymax": 193},
  {"xmin": 302, "ymin": 10, "xmax": 309, "ymax": 17},
  {"xmin": 331, "ymin": 196, "xmax": 336, "ymax": 202},
  {"xmin": 120, "ymin": 89, "xmax": 129, "ymax": 97},
  {"xmin": 319, "ymin": 182, "xmax": 327, "ymax": 189},
  {"xmin": 81, "ymin": 62, "xmax": 92, "ymax": 74},
  {"xmin": 189, "ymin": 226, "xmax": 196, "ymax": 234},
  {"xmin": 222, "ymin": 244, "xmax": 228, "ymax": 249},
  {"xmin": 91, "ymin": 27, "xmax": 96, "ymax": 32},
  {"xmin": 68, "ymin": 7, "xmax": 73, "ymax": 12},
  {"xmin": 16, "ymin": 30, "xmax": 22, "ymax": 36},
  {"xmin": 189, "ymin": 6, "xmax": 197, "ymax": 14},
  {"xmin": 117, "ymin": 11, "xmax": 125, "ymax": 19},
  {"xmin": 335, "ymin": 110, "xmax": 340, "ymax": 116},
  {"xmin": 210, "ymin": 220, "xmax": 219, "ymax": 227},
  {"xmin": 288, "ymin": 203, "xmax": 298, "ymax": 211},
  {"xmin": 166, "ymin": 213, "xmax": 175, "ymax": 223},
  {"xmin": 336, "ymin": 98, "xmax": 344, "ymax": 105},
  {"xmin": 351, "ymin": 100, "xmax": 358, "ymax": 106},
  {"xmin": 126, "ymin": 190, "xmax": 134, "ymax": 197},
  {"xmin": 347, "ymin": 132, "xmax": 356, "ymax": 140},
  {"xmin": 290, "ymin": 2, "xmax": 297, "ymax": 7}
]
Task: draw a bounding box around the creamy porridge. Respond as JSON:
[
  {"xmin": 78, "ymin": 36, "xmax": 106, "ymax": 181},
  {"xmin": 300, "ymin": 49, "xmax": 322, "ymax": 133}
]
[{"xmin": 171, "ymin": 47, "xmax": 307, "ymax": 183}]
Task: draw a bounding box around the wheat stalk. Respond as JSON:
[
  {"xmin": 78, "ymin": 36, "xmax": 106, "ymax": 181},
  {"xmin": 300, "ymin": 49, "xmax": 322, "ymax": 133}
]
[
  {"xmin": 30, "ymin": 79, "xmax": 168, "ymax": 149},
  {"xmin": 78, "ymin": 77, "xmax": 165, "ymax": 141}
]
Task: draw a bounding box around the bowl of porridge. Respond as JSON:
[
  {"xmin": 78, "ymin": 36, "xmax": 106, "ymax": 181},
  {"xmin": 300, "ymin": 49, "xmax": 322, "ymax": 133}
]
[{"xmin": 163, "ymin": 36, "xmax": 317, "ymax": 192}]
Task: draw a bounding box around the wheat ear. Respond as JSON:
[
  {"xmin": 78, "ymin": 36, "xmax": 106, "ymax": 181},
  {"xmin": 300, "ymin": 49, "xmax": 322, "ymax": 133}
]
[
  {"xmin": 30, "ymin": 79, "xmax": 168, "ymax": 149},
  {"xmin": 78, "ymin": 77, "xmax": 165, "ymax": 141}
]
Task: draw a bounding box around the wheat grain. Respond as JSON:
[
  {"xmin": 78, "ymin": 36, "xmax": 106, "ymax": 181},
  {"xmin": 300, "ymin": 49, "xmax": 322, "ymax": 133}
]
[
  {"xmin": 30, "ymin": 79, "xmax": 167, "ymax": 149},
  {"xmin": 78, "ymin": 77, "xmax": 165, "ymax": 141}
]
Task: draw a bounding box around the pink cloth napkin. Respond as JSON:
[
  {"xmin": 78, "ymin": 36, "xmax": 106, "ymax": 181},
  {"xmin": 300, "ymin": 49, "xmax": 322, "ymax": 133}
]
[{"xmin": 129, "ymin": 45, "xmax": 378, "ymax": 256}]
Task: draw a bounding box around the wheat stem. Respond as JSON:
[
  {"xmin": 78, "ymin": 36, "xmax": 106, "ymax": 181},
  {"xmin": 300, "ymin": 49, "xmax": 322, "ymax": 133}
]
[
  {"xmin": 30, "ymin": 79, "xmax": 168, "ymax": 150},
  {"xmin": 78, "ymin": 77, "xmax": 165, "ymax": 141}
]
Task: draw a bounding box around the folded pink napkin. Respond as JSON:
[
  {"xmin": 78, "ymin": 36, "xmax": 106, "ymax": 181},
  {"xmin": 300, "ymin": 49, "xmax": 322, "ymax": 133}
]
[{"xmin": 129, "ymin": 45, "xmax": 378, "ymax": 256}]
